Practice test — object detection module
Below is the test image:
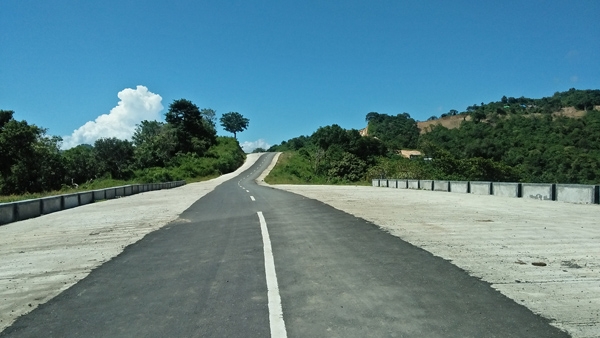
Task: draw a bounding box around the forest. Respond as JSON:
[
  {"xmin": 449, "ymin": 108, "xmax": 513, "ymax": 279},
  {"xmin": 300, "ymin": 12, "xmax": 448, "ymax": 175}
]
[
  {"xmin": 0, "ymin": 99, "xmax": 246, "ymax": 197},
  {"xmin": 267, "ymin": 89, "xmax": 600, "ymax": 185}
]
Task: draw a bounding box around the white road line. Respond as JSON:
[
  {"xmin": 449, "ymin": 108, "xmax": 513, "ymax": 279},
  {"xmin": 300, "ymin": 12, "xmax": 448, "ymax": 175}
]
[
  {"xmin": 246, "ymin": 190, "xmax": 250, "ymax": 193},
  {"xmin": 250, "ymin": 196, "xmax": 256, "ymax": 201},
  {"xmin": 257, "ymin": 212, "xmax": 287, "ymax": 338}
]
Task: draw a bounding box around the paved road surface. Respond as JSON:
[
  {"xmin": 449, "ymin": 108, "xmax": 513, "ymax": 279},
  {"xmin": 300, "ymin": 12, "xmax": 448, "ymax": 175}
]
[{"xmin": 1, "ymin": 153, "xmax": 568, "ymax": 337}]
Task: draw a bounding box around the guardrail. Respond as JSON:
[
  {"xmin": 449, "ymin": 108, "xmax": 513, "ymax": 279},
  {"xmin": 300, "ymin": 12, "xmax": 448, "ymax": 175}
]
[
  {"xmin": 0, "ymin": 181, "xmax": 186, "ymax": 226},
  {"xmin": 372, "ymin": 179, "xmax": 600, "ymax": 205}
]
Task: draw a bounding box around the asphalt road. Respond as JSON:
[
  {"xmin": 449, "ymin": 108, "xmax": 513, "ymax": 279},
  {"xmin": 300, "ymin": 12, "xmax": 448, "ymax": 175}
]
[{"xmin": 1, "ymin": 153, "xmax": 569, "ymax": 337}]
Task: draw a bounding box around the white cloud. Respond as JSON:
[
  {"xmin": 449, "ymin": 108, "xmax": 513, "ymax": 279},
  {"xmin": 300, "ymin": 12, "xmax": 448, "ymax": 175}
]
[
  {"xmin": 62, "ymin": 85, "xmax": 163, "ymax": 149},
  {"xmin": 241, "ymin": 139, "xmax": 271, "ymax": 153}
]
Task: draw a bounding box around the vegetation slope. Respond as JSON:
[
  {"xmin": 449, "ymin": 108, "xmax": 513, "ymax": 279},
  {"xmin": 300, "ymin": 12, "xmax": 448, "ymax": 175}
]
[
  {"xmin": 0, "ymin": 99, "xmax": 246, "ymax": 201},
  {"xmin": 267, "ymin": 88, "xmax": 600, "ymax": 185}
]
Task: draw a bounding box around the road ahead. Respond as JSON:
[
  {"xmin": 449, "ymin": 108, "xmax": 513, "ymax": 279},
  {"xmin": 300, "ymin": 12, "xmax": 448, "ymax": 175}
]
[{"xmin": 1, "ymin": 153, "xmax": 568, "ymax": 337}]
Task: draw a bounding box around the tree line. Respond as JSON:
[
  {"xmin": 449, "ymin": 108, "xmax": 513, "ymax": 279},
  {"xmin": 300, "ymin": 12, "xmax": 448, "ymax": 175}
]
[
  {"xmin": 268, "ymin": 89, "xmax": 600, "ymax": 185},
  {"xmin": 0, "ymin": 99, "xmax": 250, "ymax": 195}
]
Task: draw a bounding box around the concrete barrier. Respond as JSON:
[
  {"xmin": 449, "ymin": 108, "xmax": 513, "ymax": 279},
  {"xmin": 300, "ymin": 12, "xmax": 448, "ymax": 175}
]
[
  {"xmin": 492, "ymin": 182, "xmax": 521, "ymax": 198},
  {"xmin": 449, "ymin": 181, "xmax": 469, "ymax": 193},
  {"xmin": 63, "ymin": 194, "xmax": 80, "ymax": 209},
  {"xmin": 115, "ymin": 187, "xmax": 125, "ymax": 197},
  {"xmin": 397, "ymin": 179, "xmax": 408, "ymax": 189},
  {"xmin": 371, "ymin": 177, "xmax": 600, "ymax": 207},
  {"xmin": 0, "ymin": 203, "xmax": 16, "ymax": 225},
  {"xmin": 556, "ymin": 184, "xmax": 598, "ymax": 204},
  {"xmin": 0, "ymin": 180, "xmax": 185, "ymax": 226},
  {"xmin": 78, "ymin": 192, "xmax": 93, "ymax": 206},
  {"xmin": 93, "ymin": 189, "xmax": 106, "ymax": 201},
  {"xmin": 407, "ymin": 180, "xmax": 419, "ymax": 189},
  {"xmin": 420, "ymin": 180, "xmax": 433, "ymax": 190},
  {"xmin": 470, "ymin": 182, "xmax": 492, "ymax": 195},
  {"xmin": 16, "ymin": 199, "xmax": 41, "ymax": 221},
  {"xmin": 433, "ymin": 180, "xmax": 449, "ymax": 192},
  {"xmin": 124, "ymin": 185, "xmax": 132, "ymax": 196},
  {"xmin": 372, "ymin": 179, "xmax": 379, "ymax": 187},
  {"xmin": 42, "ymin": 196, "xmax": 62, "ymax": 214},
  {"xmin": 522, "ymin": 183, "xmax": 554, "ymax": 201},
  {"xmin": 105, "ymin": 188, "xmax": 116, "ymax": 200}
]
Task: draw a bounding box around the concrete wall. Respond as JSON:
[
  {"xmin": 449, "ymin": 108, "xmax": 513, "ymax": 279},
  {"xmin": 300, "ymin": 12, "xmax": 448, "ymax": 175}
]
[
  {"xmin": 407, "ymin": 180, "xmax": 419, "ymax": 189},
  {"xmin": 42, "ymin": 196, "xmax": 62, "ymax": 214},
  {"xmin": 115, "ymin": 187, "xmax": 125, "ymax": 197},
  {"xmin": 449, "ymin": 181, "xmax": 469, "ymax": 193},
  {"xmin": 105, "ymin": 188, "xmax": 116, "ymax": 200},
  {"xmin": 372, "ymin": 179, "xmax": 379, "ymax": 187},
  {"xmin": 0, "ymin": 204, "xmax": 15, "ymax": 225},
  {"xmin": 124, "ymin": 186, "xmax": 133, "ymax": 196},
  {"xmin": 433, "ymin": 181, "xmax": 449, "ymax": 192},
  {"xmin": 63, "ymin": 194, "xmax": 80, "ymax": 209},
  {"xmin": 420, "ymin": 180, "xmax": 433, "ymax": 191},
  {"xmin": 93, "ymin": 189, "xmax": 106, "ymax": 201},
  {"xmin": 79, "ymin": 192, "xmax": 94, "ymax": 206},
  {"xmin": 492, "ymin": 182, "xmax": 521, "ymax": 198},
  {"xmin": 522, "ymin": 183, "xmax": 554, "ymax": 201},
  {"xmin": 470, "ymin": 182, "xmax": 492, "ymax": 195},
  {"xmin": 16, "ymin": 199, "xmax": 41, "ymax": 221},
  {"xmin": 0, "ymin": 181, "xmax": 186, "ymax": 226},
  {"xmin": 556, "ymin": 184, "xmax": 598, "ymax": 204},
  {"xmin": 371, "ymin": 177, "xmax": 600, "ymax": 208}
]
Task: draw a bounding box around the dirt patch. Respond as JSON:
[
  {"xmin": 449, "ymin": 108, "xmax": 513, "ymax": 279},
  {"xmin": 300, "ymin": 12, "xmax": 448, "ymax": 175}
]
[{"xmin": 417, "ymin": 114, "xmax": 470, "ymax": 134}]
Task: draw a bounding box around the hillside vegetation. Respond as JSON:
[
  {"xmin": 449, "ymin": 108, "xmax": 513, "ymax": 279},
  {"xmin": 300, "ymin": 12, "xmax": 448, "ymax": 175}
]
[
  {"xmin": 0, "ymin": 99, "xmax": 246, "ymax": 198},
  {"xmin": 268, "ymin": 88, "xmax": 600, "ymax": 185}
]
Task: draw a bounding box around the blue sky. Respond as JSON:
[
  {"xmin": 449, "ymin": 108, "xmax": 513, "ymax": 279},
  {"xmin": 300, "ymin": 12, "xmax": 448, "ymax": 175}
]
[{"xmin": 2, "ymin": 1, "xmax": 599, "ymax": 151}]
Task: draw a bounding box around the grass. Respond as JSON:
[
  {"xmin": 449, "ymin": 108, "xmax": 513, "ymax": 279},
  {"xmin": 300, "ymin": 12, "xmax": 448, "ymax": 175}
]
[{"xmin": 264, "ymin": 151, "xmax": 371, "ymax": 186}]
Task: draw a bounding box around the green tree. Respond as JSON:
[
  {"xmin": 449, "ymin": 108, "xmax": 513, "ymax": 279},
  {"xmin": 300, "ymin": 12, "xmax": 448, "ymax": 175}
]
[
  {"xmin": 94, "ymin": 137, "xmax": 135, "ymax": 179},
  {"xmin": 364, "ymin": 112, "xmax": 420, "ymax": 149},
  {"xmin": 0, "ymin": 111, "xmax": 66, "ymax": 194},
  {"xmin": 200, "ymin": 108, "xmax": 217, "ymax": 128},
  {"xmin": 220, "ymin": 112, "xmax": 249, "ymax": 139},
  {"xmin": 63, "ymin": 144, "xmax": 97, "ymax": 184},
  {"xmin": 165, "ymin": 99, "xmax": 216, "ymax": 155},
  {"xmin": 132, "ymin": 120, "xmax": 178, "ymax": 168}
]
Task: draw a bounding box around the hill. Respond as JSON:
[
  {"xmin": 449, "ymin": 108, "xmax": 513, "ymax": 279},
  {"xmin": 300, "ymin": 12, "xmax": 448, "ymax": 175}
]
[
  {"xmin": 269, "ymin": 88, "xmax": 600, "ymax": 185},
  {"xmin": 417, "ymin": 106, "xmax": 596, "ymax": 134}
]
